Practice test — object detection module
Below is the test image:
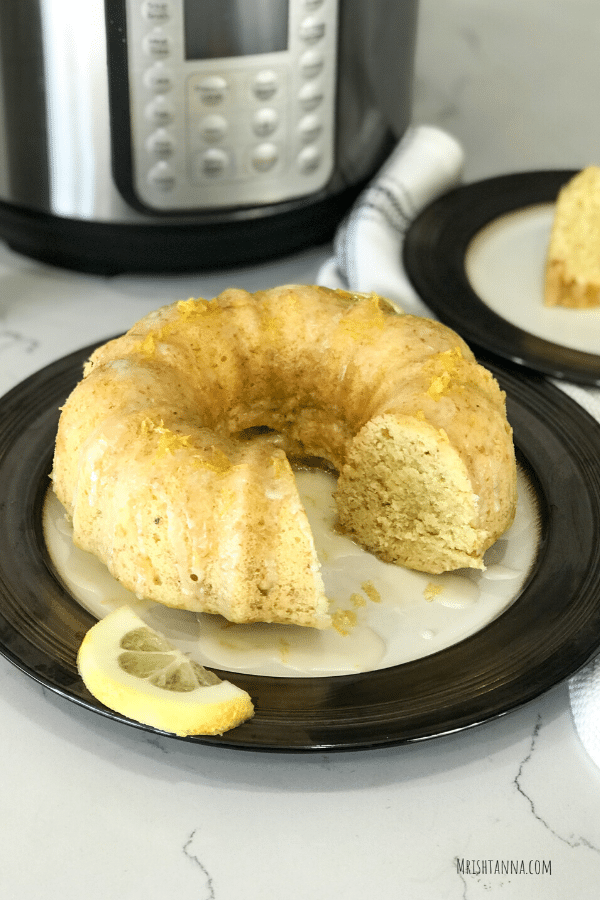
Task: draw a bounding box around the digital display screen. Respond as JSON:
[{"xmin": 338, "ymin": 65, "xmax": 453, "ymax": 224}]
[{"xmin": 184, "ymin": 0, "xmax": 289, "ymax": 60}]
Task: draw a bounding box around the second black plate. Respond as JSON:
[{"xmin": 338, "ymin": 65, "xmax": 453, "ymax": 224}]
[{"xmin": 403, "ymin": 169, "xmax": 600, "ymax": 385}]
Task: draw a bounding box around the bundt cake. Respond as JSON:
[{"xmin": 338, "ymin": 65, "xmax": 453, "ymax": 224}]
[
  {"xmin": 545, "ymin": 166, "xmax": 600, "ymax": 308},
  {"xmin": 51, "ymin": 285, "xmax": 517, "ymax": 628}
]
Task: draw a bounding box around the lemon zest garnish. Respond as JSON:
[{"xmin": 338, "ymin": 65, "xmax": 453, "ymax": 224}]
[
  {"xmin": 137, "ymin": 298, "xmax": 210, "ymax": 357},
  {"xmin": 338, "ymin": 295, "xmax": 388, "ymax": 342},
  {"xmin": 176, "ymin": 297, "xmax": 207, "ymax": 319},
  {"xmin": 141, "ymin": 417, "xmax": 193, "ymax": 459},
  {"xmin": 198, "ymin": 447, "xmax": 233, "ymax": 475},
  {"xmin": 271, "ymin": 453, "xmax": 290, "ymax": 478},
  {"xmin": 426, "ymin": 347, "xmax": 464, "ymax": 400},
  {"xmin": 428, "ymin": 372, "xmax": 451, "ymax": 400},
  {"xmin": 139, "ymin": 333, "xmax": 157, "ymax": 357},
  {"xmin": 140, "ymin": 418, "xmax": 233, "ymax": 472}
]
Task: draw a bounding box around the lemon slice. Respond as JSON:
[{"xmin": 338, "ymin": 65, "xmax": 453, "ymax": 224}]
[{"xmin": 77, "ymin": 606, "xmax": 254, "ymax": 736}]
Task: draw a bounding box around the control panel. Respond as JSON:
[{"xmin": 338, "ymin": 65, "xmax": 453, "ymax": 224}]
[{"xmin": 123, "ymin": 0, "xmax": 338, "ymax": 211}]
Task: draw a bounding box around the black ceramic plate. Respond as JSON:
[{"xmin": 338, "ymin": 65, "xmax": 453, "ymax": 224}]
[
  {"xmin": 1, "ymin": 343, "xmax": 600, "ymax": 752},
  {"xmin": 403, "ymin": 170, "xmax": 600, "ymax": 386}
]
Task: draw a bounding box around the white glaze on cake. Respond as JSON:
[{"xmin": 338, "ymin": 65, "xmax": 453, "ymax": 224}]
[{"xmin": 44, "ymin": 465, "xmax": 538, "ymax": 678}]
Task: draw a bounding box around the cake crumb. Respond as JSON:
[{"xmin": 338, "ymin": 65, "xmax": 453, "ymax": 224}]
[
  {"xmin": 332, "ymin": 609, "xmax": 358, "ymax": 636},
  {"xmin": 424, "ymin": 582, "xmax": 443, "ymax": 602},
  {"xmin": 361, "ymin": 580, "xmax": 382, "ymax": 603},
  {"xmin": 279, "ymin": 638, "xmax": 291, "ymax": 663}
]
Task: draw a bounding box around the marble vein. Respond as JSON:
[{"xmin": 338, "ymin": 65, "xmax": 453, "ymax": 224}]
[
  {"xmin": 514, "ymin": 714, "xmax": 600, "ymax": 853},
  {"xmin": 183, "ymin": 829, "xmax": 216, "ymax": 900},
  {"xmin": 0, "ymin": 329, "xmax": 38, "ymax": 354}
]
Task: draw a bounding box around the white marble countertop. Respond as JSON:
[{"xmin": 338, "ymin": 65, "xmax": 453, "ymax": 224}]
[{"xmin": 2, "ymin": 2, "xmax": 600, "ymax": 898}]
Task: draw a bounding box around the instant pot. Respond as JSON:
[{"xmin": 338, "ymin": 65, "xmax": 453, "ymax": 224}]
[{"xmin": 0, "ymin": 0, "xmax": 418, "ymax": 274}]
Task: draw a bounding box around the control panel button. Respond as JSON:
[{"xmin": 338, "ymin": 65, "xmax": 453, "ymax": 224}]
[
  {"xmin": 298, "ymin": 81, "xmax": 324, "ymax": 111},
  {"xmin": 304, "ymin": 0, "xmax": 325, "ymax": 9},
  {"xmin": 251, "ymin": 142, "xmax": 279, "ymax": 172},
  {"xmin": 141, "ymin": 1, "xmax": 171, "ymax": 21},
  {"xmin": 196, "ymin": 147, "xmax": 230, "ymax": 178},
  {"xmin": 147, "ymin": 160, "xmax": 176, "ymax": 190},
  {"xmin": 199, "ymin": 114, "xmax": 228, "ymax": 143},
  {"xmin": 144, "ymin": 95, "xmax": 175, "ymax": 125},
  {"xmin": 143, "ymin": 62, "xmax": 174, "ymax": 93},
  {"xmin": 298, "ymin": 113, "xmax": 322, "ymax": 143},
  {"xmin": 142, "ymin": 27, "xmax": 171, "ymax": 58},
  {"xmin": 297, "ymin": 145, "xmax": 322, "ymax": 174},
  {"xmin": 252, "ymin": 107, "xmax": 279, "ymax": 138},
  {"xmin": 299, "ymin": 17, "xmax": 326, "ymax": 44},
  {"xmin": 252, "ymin": 70, "xmax": 279, "ymax": 101},
  {"xmin": 194, "ymin": 75, "xmax": 229, "ymax": 106},
  {"xmin": 146, "ymin": 128, "xmax": 176, "ymax": 158},
  {"xmin": 300, "ymin": 49, "xmax": 324, "ymax": 79}
]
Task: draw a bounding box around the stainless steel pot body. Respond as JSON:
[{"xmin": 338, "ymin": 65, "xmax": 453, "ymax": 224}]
[{"xmin": 0, "ymin": 0, "xmax": 418, "ymax": 272}]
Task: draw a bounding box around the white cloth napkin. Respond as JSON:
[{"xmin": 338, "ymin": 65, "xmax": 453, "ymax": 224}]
[
  {"xmin": 539, "ymin": 384, "xmax": 600, "ymax": 767},
  {"xmin": 570, "ymin": 658, "xmax": 600, "ymax": 768},
  {"xmin": 318, "ymin": 125, "xmax": 600, "ymax": 767},
  {"xmin": 317, "ymin": 124, "xmax": 465, "ymax": 315}
]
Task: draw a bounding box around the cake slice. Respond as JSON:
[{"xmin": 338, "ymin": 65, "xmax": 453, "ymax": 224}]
[{"xmin": 545, "ymin": 166, "xmax": 600, "ymax": 308}]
